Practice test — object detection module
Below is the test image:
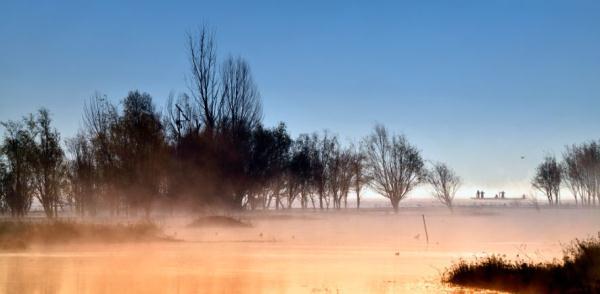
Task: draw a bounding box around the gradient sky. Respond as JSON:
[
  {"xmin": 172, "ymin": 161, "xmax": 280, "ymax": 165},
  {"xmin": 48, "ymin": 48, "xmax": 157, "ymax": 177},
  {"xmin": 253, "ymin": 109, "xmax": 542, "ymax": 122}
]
[{"xmin": 1, "ymin": 0, "xmax": 599, "ymax": 196}]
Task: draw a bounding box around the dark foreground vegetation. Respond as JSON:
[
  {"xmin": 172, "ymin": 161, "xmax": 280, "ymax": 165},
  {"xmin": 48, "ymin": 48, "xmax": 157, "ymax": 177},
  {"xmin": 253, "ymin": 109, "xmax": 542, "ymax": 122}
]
[
  {"xmin": 0, "ymin": 220, "xmax": 170, "ymax": 249},
  {"xmin": 444, "ymin": 235, "xmax": 600, "ymax": 293}
]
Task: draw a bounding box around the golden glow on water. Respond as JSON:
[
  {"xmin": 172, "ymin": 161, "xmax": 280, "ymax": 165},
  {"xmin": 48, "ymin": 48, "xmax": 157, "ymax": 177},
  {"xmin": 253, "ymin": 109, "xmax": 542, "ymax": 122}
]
[{"xmin": 0, "ymin": 207, "xmax": 597, "ymax": 293}]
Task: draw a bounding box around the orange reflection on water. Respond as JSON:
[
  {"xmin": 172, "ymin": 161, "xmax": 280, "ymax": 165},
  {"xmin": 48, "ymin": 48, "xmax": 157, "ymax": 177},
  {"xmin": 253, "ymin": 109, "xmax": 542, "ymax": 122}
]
[{"xmin": 0, "ymin": 207, "xmax": 597, "ymax": 293}]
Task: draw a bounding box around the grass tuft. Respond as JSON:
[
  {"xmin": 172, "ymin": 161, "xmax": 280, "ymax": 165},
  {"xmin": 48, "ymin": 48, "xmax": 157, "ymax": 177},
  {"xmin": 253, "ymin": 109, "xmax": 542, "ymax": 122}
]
[{"xmin": 444, "ymin": 234, "xmax": 600, "ymax": 293}]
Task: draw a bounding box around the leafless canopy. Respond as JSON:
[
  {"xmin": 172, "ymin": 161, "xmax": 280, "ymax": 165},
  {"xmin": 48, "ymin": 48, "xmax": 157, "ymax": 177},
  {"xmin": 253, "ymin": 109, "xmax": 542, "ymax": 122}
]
[
  {"xmin": 164, "ymin": 92, "xmax": 202, "ymax": 142},
  {"xmin": 532, "ymin": 155, "xmax": 562, "ymax": 205},
  {"xmin": 350, "ymin": 144, "xmax": 370, "ymax": 209},
  {"xmin": 220, "ymin": 56, "xmax": 263, "ymax": 131},
  {"xmin": 426, "ymin": 162, "xmax": 460, "ymax": 211},
  {"xmin": 364, "ymin": 124, "xmax": 424, "ymax": 212},
  {"xmin": 83, "ymin": 92, "xmax": 118, "ymax": 140},
  {"xmin": 562, "ymin": 141, "xmax": 600, "ymax": 206},
  {"xmin": 187, "ymin": 26, "xmax": 220, "ymax": 131}
]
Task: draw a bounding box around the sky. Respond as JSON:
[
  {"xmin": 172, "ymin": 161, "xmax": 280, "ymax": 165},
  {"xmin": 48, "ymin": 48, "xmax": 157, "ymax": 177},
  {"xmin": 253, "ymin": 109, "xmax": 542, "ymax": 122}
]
[{"xmin": 1, "ymin": 0, "xmax": 599, "ymax": 197}]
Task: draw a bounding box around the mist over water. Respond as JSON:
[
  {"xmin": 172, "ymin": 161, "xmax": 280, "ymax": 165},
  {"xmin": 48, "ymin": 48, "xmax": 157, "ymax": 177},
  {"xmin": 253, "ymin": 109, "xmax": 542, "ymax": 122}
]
[
  {"xmin": 0, "ymin": 200, "xmax": 597, "ymax": 293},
  {"xmin": 2, "ymin": 2, "xmax": 600, "ymax": 292}
]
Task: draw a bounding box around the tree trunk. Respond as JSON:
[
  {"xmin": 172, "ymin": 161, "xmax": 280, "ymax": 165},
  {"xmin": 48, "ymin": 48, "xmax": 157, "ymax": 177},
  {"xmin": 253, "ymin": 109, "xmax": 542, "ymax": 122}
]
[
  {"xmin": 319, "ymin": 193, "xmax": 323, "ymax": 209},
  {"xmin": 391, "ymin": 198, "xmax": 399, "ymax": 213}
]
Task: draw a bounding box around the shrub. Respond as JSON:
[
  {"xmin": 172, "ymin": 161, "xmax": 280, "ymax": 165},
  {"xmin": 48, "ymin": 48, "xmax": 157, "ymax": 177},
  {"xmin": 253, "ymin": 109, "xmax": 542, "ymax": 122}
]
[{"xmin": 444, "ymin": 234, "xmax": 600, "ymax": 293}]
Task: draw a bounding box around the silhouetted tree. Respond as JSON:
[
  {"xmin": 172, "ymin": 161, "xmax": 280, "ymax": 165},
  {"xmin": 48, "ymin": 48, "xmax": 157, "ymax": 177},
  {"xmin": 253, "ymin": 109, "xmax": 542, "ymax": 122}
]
[
  {"xmin": 31, "ymin": 109, "xmax": 65, "ymax": 218},
  {"xmin": 83, "ymin": 93, "xmax": 120, "ymax": 214},
  {"xmin": 532, "ymin": 156, "xmax": 562, "ymax": 205},
  {"xmin": 212, "ymin": 55, "xmax": 264, "ymax": 209},
  {"xmin": 80, "ymin": 91, "xmax": 168, "ymax": 216},
  {"xmin": 66, "ymin": 132, "xmax": 97, "ymax": 216},
  {"xmin": 350, "ymin": 145, "xmax": 369, "ymax": 210},
  {"xmin": 284, "ymin": 145, "xmax": 306, "ymax": 208},
  {"xmin": 219, "ymin": 56, "xmax": 263, "ymax": 132},
  {"xmin": 562, "ymin": 142, "xmax": 600, "ymax": 206},
  {"xmin": 117, "ymin": 90, "xmax": 166, "ymax": 217},
  {"xmin": 364, "ymin": 124, "xmax": 424, "ymax": 213},
  {"xmin": 328, "ymin": 144, "xmax": 353, "ymax": 209},
  {"xmin": 313, "ymin": 133, "xmax": 336, "ymax": 209},
  {"xmin": 1, "ymin": 118, "xmax": 36, "ymax": 217},
  {"xmin": 339, "ymin": 149, "xmax": 354, "ymax": 209},
  {"xmin": 187, "ymin": 26, "xmax": 220, "ymax": 133},
  {"xmin": 262, "ymin": 126, "xmax": 292, "ymax": 210},
  {"xmin": 164, "ymin": 92, "xmax": 201, "ymax": 143},
  {"xmin": 163, "ymin": 92, "xmax": 218, "ymax": 209},
  {"xmin": 285, "ymin": 134, "xmax": 316, "ymax": 209},
  {"xmin": 563, "ymin": 147, "xmax": 584, "ymax": 206},
  {"xmin": 181, "ymin": 27, "xmax": 270, "ymax": 210},
  {"xmin": 426, "ymin": 162, "xmax": 460, "ymax": 211},
  {"xmin": 0, "ymin": 157, "xmax": 10, "ymax": 214},
  {"xmin": 244, "ymin": 123, "xmax": 291, "ymax": 209}
]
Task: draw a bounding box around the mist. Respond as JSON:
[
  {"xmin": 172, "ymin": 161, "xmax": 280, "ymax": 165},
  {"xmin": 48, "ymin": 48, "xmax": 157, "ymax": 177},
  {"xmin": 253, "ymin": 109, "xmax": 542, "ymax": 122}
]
[{"xmin": 2, "ymin": 5, "xmax": 600, "ymax": 292}]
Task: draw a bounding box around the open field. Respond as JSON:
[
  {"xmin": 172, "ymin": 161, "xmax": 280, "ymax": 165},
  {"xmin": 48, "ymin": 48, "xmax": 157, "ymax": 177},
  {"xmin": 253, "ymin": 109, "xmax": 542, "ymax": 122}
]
[{"xmin": 0, "ymin": 202, "xmax": 598, "ymax": 293}]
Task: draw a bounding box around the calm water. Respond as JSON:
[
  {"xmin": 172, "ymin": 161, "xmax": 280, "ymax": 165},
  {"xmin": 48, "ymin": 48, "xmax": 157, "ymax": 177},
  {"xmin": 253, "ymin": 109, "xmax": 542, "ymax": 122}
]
[{"xmin": 0, "ymin": 206, "xmax": 597, "ymax": 293}]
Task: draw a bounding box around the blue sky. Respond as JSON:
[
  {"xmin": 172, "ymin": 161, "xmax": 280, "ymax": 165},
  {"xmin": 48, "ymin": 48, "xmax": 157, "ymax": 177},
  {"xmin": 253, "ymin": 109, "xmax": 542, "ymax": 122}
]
[{"xmin": 1, "ymin": 0, "xmax": 599, "ymax": 196}]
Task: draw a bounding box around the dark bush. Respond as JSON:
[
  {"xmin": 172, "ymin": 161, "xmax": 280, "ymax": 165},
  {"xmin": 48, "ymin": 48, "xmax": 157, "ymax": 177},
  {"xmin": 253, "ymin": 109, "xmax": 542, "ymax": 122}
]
[{"xmin": 444, "ymin": 234, "xmax": 600, "ymax": 293}]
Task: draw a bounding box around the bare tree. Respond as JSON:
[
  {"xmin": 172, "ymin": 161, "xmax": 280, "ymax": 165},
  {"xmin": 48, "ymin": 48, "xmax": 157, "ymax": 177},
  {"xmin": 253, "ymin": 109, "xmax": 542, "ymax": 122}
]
[
  {"xmin": 328, "ymin": 145, "xmax": 353, "ymax": 209},
  {"xmin": 339, "ymin": 150, "xmax": 354, "ymax": 209},
  {"xmin": 314, "ymin": 132, "xmax": 335, "ymax": 209},
  {"xmin": 0, "ymin": 159, "xmax": 8, "ymax": 214},
  {"xmin": 266, "ymin": 133, "xmax": 291, "ymax": 210},
  {"xmin": 187, "ymin": 26, "xmax": 220, "ymax": 132},
  {"xmin": 364, "ymin": 124, "xmax": 424, "ymax": 212},
  {"xmin": 326, "ymin": 138, "xmax": 342, "ymax": 209},
  {"xmin": 219, "ymin": 56, "xmax": 263, "ymax": 131},
  {"xmin": 0, "ymin": 118, "xmax": 36, "ymax": 217},
  {"xmin": 426, "ymin": 162, "xmax": 460, "ymax": 211},
  {"xmin": 563, "ymin": 148, "xmax": 583, "ymax": 206},
  {"xmin": 532, "ymin": 156, "xmax": 562, "ymax": 206},
  {"xmin": 164, "ymin": 92, "xmax": 201, "ymax": 143},
  {"xmin": 66, "ymin": 131, "xmax": 97, "ymax": 216},
  {"xmin": 83, "ymin": 92, "xmax": 119, "ymax": 141},
  {"xmin": 31, "ymin": 108, "xmax": 65, "ymax": 218},
  {"xmin": 118, "ymin": 90, "xmax": 166, "ymax": 217},
  {"xmin": 350, "ymin": 144, "xmax": 369, "ymax": 210},
  {"xmin": 83, "ymin": 93, "xmax": 120, "ymax": 214},
  {"xmin": 243, "ymin": 123, "xmax": 291, "ymax": 210},
  {"xmin": 284, "ymin": 134, "xmax": 314, "ymax": 209},
  {"xmin": 284, "ymin": 157, "xmax": 302, "ymax": 209},
  {"xmin": 562, "ymin": 142, "xmax": 600, "ymax": 206}
]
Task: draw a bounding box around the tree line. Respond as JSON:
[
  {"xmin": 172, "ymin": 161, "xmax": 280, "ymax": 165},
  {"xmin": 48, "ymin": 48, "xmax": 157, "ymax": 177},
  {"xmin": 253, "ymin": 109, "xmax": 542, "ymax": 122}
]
[
  {"xmin": 1, "ymin": 98, "xmax": 460, "ymax": 217},
  {"xmin": 532, "ymin": 141, "xmax": 600, "ymax": 206},
  {"xmin": 6, "ymin": 26, "xmax": 546, "ymax": 218}
]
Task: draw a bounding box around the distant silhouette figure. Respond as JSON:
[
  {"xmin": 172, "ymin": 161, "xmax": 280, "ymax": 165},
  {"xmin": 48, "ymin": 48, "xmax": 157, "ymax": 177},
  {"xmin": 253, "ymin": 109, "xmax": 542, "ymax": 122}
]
[
  {"xmin": 495, "ymin": 194, "xmax": 498, "ymax": 199},
  {"xmin": 481, "ymin": 191, "xmax": 485, "ymax": 199},
  {"xmin": 476, "ymin": 190, "xmax": 480, "ymax": 199}
]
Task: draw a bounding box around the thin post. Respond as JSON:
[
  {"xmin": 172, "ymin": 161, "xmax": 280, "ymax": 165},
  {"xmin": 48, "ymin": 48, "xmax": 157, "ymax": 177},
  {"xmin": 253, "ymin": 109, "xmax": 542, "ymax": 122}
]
[{"xmin": 421, "ymin": 214, "xmax": 429, "ymax": 245}]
